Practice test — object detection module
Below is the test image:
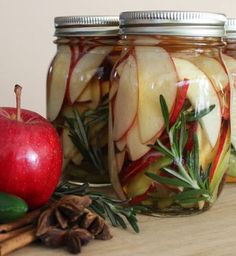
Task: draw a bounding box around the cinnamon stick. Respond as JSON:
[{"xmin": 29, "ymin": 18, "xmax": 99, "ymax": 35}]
[
  {"xmin": 0, "ymin": 228, "xmax": 37, "ymax": 256},
  {"xmin": 0, "ymin": 209, "xmax": 40, "ymax": 233},
  {"xmin": 0, "ymin": 225, "xmax": 33, "ymax": 242}
]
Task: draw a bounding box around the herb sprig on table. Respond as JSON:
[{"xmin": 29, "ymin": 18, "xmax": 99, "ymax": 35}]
[
  {"xmin": 146, "ymin": 95, "xmax": 214, "ymax": 205},
  {"xmin": 54, "ymin": 182, "xmax": 148, "ymax": 233}
]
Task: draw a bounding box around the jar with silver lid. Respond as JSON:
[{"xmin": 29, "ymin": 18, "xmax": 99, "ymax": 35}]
[
  {"xmin": 109, "ymin": 11, "xmax": 230, "ymax": 215},
  {"xmin": 47, "ymin": 15, "xmax": 120, "ymax": 185},
  {"xmin": 223, "ymin": 18, "xmax": 236, "ymax": 182}
]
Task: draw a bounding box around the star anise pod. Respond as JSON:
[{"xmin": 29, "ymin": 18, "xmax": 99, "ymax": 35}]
[
  {"xmin": 65, "ymin": 228, "xmax": 94, "ymax": 254},
  {"xmin": 36, "ymin": 195, "xmax": 112, "ymax": 254},
  {"xmin": 36, "ymin": 195, "xmax": 92, "ymax": 236},
  {"xmin": 78, "ymin": 209, "xmax": 112, "ymax": 240}
]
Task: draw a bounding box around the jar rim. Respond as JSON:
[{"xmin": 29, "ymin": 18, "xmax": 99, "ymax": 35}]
[
  {"xmin": 119, "ymin": 10, "xmax": 226, "ymax": 37},
  {"xmin": 54, "ymin": 15, "xmax": 119, "ymax": 37}
]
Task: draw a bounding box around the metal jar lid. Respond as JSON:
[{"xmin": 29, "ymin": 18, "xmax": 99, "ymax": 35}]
[
  {"xmin": 119, "ymin": 10, "xmax": 226, "ymax": 37},
  {"xmin": 225, "ymin": 18, "xmax": 236, "ymax": 39},
  {"xmin": 54, "ymin": 15, "xmax": 119, "ymax": 37}
]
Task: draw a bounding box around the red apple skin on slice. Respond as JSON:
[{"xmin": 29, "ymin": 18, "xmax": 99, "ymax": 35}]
[
  {"xmin": 113, "ymin": 54, "xmax": 138, "ymax": 141},
  {"xmin": 169, "ymin": 79, "xmax": 189, "ymax": 124},
  {"xmin": 210, "ymin": 121, "xmax": 230, "ymax": 181},
  {"xmin": 126, "ymin": 119, "xmax": 150, "ymax": 161},
  {"xmin": 135, "ymin": 46, "xmax": 178, "ymax": 143},
  {"xmin": 68, "ymin": 46, "xmax": 113, "ymax": 104},
  {"xmin": 47, "ymin": 45, "xmax": 71, "ymax": 121},
  {"xmin": 119, "ymin": 151, "xmax": 162, "ymax": 187},
  {"xmin": 172, "ymin": 57, "xmax": 221, "ymax": 148}
]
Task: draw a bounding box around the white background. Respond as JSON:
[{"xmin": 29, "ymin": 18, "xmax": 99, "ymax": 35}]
[{"xmin": 0, "ymin": 0, "xmax": 236, "ymax": 116}]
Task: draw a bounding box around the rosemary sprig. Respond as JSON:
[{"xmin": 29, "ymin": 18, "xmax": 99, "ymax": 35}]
[
  {"xmin": 54, "ymin": 181, "xmax": 148, "ymax": 233},
  {"xmin": 64, "ymin": 96, "xmax": 109, "ymax": 175},
  {"xmin": 146, "ymin": 95, "xmax": 215, "ymax": 205}
]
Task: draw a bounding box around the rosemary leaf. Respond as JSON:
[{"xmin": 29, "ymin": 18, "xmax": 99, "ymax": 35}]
[
  {"xmin": 161, "ymin": 167, "xmax": 192, "ymax": 185},
  {"xmin": 185, "ymin": 105, "xmax": 215, "ymax": 122},
  {"xmin": 145, "ymin": 172, "xmax": 193, "ymax": 188},
  {"xmin": 174, "ymin": 189, "xmax": 209, "ymax": 201},
  {"xmin": 54, "ymin": 182, "xmax": 142, "ymax": 233},
  {"xmin": 160, "ymin": 95, "xmax": 170, "ymax": 132},
  {"xmin": 176, "ymin": 197, "xmax": 207, "ymax": 205}
]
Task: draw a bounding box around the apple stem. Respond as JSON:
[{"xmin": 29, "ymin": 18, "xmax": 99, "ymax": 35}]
[{"xmin": 14, "ymin": 84, "xmax": 23, "ymax": 122}]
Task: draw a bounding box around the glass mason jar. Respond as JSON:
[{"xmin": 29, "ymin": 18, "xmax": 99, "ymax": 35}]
[
  {"xmin": 47, "ymin": 16, "xmax": 120, "ymax": 185},
  {"xmin": 223, "ymin": 18, "xmax": 236, "ymax": 182},
  {"xmin": 109, "ymin": 11, "xmax": 230, "ymax": 215}
]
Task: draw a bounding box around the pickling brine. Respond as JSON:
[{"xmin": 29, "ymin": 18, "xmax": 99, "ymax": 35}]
[
  {"xmin": 109, "ymin": 11, "xmax": 230, "ymax": 215},
  {"xmin": 47, "ymin": 16, "xmax": 120, "ymax": 185}
]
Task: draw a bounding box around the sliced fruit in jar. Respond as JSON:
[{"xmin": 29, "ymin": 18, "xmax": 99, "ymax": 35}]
[
  {"xmin": 113, "ymin": 55, "xmax": 138, "ymax": 141},
  {"xmin": 172, "ymin": 57, "xmax": 221, "ymax": 148},
  {"xmin": 72, "ymin": 151, "xmax": 84, "ymax": 165},
  {"xmin": 173, "ymin": 54, "xmax": 228, "ymax": 91},
  {"xmin": 108, "ymin": 102, "xmax": 126, "ymax": 200},
  {"xmin": 68, "ymin": 46, "xmax": 113, "ymax": 104},
  {"xmin": 120, "ymin": 151, "xmax": 163, "ymax": 186},
  {"xmin": 62, "ymin": 128, "xmax": 77, "ymax": 159},
  {"xmin": 126, "ymin": 119, "xmax": 150, "ymax": 161},
  {"xmin": 125, "ymin": 156, "xmax": 173, "ymax": 198},
  {"xmin": 196, "ymin": 124, "xmax": 217, "ymax": 171},
  {"xmin": 115, "ymin": 151, "xmax": 126, "ymax": 173},
  {"xmin": 135, "ymin": 46, "xmax": 177, "ymax": 143},
  {"xmin": 76, "ymin": 81, "xmax": 92, "ymax": 102},
  {"xmin": 210, "ymin": 122, "xmax": 230, "ymax": 195},
  {"xmin": 223, "ymin": 54, "xmax": 236, "ymax": 75},
  {"xmin": 169, "ymin": 79, "xmax": 189, "ymax": 124},
  {"xmin": 87, "ymin": 78, "xmax": 101, "ymax": 109},
  {"xmin": 222, "ymin": 54, "xmax": 236, "ymax": 149},
  {"xmin": 116, "ymin": 136, "xmax": 126, "ymax": 152},
  {"xmin": 101, "ymin": 81, "xmax": 110, "ymax": 97},
  {"xmin": 47, "ymin": 45, "xmax": 71, "ymax": 121}
]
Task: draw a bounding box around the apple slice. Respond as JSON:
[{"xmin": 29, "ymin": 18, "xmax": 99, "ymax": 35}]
[
  {"xmin": 115, "ymin": 151, "xmax": 126, "ymax": 173},
  {"xmin": 222, "ymin": 54, "xmax": 236, "ymax": 149},
  {"xmin": 101, "ymin": 81, "xmax": 110, "ymax": 97},
  {"xmin": 87, "ymin": 78, "xmax": 101, "ymax": 109},
  {"xmin": 135, "ymin": 46, "xmax": 178, "ymax": 143},
  {"xmin": 72, "ymin": 151, "xmax": 83, "ymax": 165},
  {"xmin": 169, "ymin": 79, "xmax": 189, "ymax": 124},
  {"xmin": 68, "ymin": 46, "xmax": 113, "ymax": 104},
  {"xmin": 125, "ymin": 156, "xmax": 173, "ymax": 198},
  {"xmin": 47, "ymin": 45, "xmax": 71, "ymax": 121},
  {"xmin": 108, "ymin": 102, "xmax": 126, "ymax": 200},
  {"xmin": 126, "ymin": 119, "xmax": 150, "ymax": 161},
  {"xmin": 76, "ymin": 81, "xmax": 92, "ymax": 102},
  {"xmin": 113, "ymin": 55, "xmax": 138, "ymax": 141},
  {"xmin": 196, "ymin": 124, "xmax": 217, "ymax": 171},
  {"xmin": 62, "ymin": 128, "xmax": 77, "ymax": 159},
  {"xmin": 109, "ymin": 79, "xmax": 119, "ymax": 101},
  {"xmin": 116, "ymin": 136, "xmax": 126, "ymax": 152},
  {"xmin": 223, "ymin": 54, "xmax": 236, "ymax": 75},
  {"xmin": 172, "ymin": 57, "xmax": 221, "ymax": 148},
  {"xmin": 172, "ymin": 53, "xmax": 228, "ymax": 91},
  {"xmin": 210, "ymin": 122, "xmax": 230, "ymax": 196}
]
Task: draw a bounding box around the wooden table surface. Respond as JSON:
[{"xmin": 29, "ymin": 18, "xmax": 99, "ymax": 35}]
[{"xmin": 12, "ymin": 184, "xmax": 236, "ymax": 256}]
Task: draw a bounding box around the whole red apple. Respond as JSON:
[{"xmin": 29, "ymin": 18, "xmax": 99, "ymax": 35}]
[{"xmin": 0, "ymin": 85, "xmax": 62, "ymax": 209}]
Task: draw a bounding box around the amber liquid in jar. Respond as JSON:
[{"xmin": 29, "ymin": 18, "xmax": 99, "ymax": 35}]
[
  {"xmin": 47, "ymin": 36, "xmax": 120, "ymax": 185},
  {"xmin": 109, "ymin": 35, "xmax": 230, "ymax": 215}
]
